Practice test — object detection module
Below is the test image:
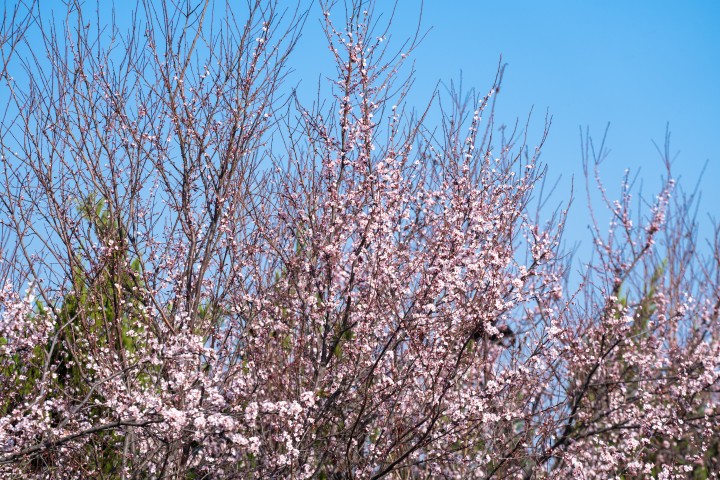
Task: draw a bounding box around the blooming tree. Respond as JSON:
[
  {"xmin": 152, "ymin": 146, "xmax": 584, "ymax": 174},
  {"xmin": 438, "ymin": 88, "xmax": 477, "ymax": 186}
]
[{"xmin": 0, "ymin": 1, "xmax": 718, "ymax": 478}]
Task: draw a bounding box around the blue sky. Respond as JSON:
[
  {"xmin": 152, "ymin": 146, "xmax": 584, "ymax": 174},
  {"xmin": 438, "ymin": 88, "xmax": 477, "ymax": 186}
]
[
  {"xmin": 7, "ymin": 0, "xmax": 719, "ymax": 268},
  {"xmin": 290, "ymin": 1, "xmax": 720, "ymax": 264}
]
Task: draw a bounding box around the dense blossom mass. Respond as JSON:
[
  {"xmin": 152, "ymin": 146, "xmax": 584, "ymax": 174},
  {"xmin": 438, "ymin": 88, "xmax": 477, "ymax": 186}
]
[{"xmin": 0, "ymin": 1, "xmax": 718, "ymax": 478}]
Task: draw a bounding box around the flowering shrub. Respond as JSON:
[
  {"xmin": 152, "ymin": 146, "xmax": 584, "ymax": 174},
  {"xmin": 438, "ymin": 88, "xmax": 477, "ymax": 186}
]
[{"xmin": 0, "ymin": 1, "xmax": 718, "ymax": 478}]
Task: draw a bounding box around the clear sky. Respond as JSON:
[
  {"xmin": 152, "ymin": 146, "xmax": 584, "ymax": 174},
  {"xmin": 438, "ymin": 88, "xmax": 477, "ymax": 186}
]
[
  {"xmin": 7, "ymin": 0, "xmax": 720, "ymax": 268},
  {"xmin": 290, "ymin": 0, "xmax": 720, "ymax": 265}
]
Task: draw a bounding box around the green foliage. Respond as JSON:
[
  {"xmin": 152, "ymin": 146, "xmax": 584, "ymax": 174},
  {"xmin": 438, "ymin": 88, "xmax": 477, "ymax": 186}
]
[
  {"xmin": 0, "ymin": 335, "xmax": 46, "ymax": 417},
  {"xmin": 1, "ymin": 194, "xmax": 153, "ymax": 476}
]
